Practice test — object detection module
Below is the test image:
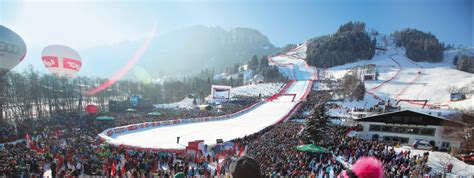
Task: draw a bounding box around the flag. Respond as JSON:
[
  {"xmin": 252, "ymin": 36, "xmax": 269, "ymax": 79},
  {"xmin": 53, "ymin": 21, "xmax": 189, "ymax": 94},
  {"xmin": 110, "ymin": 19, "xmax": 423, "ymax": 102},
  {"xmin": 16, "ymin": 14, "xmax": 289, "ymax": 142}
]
[
  {"xmin": 153, "ymin": 160, "xmax": 158, "ymax": 173},
  {"xmin": 55, "ymin": 130, "xmax": 63, "ymax": 138},
  {"xmin": 216, "ymin": 165, "xmax": 221, "ymax": 174},
  {"xmin": 25, "ymin": 134, "xmax": 31, "ymax": 148},
  {"xmin": 121, "ymin": 165, "xmax": 126, "ymax": 176},
  {"xmin": 237, "ymin": 146, "xmax": 246, "ymax": 157},
  {"xmin": 111, "ymin": 162, "xmax": 116, "ymax": 176},
  {"xmin": 25, "ymin": 134, "xmax": 44, "ymax": 153},
  {"xmin": 55, "ymin": 154, "xmax": 65, "ymax": 174},
  {"xmin": 125, "ymin": 150, "xmax": 129, "ymax": 160}
]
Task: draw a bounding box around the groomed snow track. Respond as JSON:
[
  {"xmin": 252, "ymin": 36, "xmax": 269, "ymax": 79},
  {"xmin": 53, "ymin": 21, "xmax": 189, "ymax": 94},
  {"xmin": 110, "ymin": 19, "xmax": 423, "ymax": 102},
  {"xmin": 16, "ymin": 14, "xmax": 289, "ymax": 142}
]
[
  {"xmin": 99, "ymin": 44, "xmax": 316, "ymax": 152},
  {"xmin": 98, "ymin": 80, "xmax": 312, "ymax": 152}
]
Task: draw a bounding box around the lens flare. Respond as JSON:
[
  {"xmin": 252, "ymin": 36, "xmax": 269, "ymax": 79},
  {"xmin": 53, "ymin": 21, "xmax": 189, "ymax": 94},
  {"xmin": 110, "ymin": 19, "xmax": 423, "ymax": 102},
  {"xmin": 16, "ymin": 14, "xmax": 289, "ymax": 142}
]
[
  {"xmin": 85, "ymin": 23, "xmax": 157, "ymax": 96},
  {"xmin": 132, "ymin": 65, "xmax": 153, "ymax": 84}
]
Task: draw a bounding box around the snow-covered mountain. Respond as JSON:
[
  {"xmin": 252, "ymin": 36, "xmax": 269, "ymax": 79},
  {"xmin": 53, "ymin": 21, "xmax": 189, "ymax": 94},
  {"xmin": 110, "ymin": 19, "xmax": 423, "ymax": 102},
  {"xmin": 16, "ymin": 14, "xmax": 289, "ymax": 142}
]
[
  {"xmin": 322, "ymin": 35, "xmax": 474, "ymax": 110},
  {"xmin": 270, "ymin": 34, "xmax": 473, "ymax": 110}
]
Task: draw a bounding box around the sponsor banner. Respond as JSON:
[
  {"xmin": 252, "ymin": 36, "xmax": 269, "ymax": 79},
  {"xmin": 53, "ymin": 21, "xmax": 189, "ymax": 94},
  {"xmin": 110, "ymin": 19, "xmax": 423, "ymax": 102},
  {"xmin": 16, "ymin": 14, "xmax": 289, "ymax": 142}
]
[
  {"xmin": 161, "ymin": 121, "xmax": 170, "ymax": 126},
  {"xmin": 128, "ymin": 125, "xmax": 138, "ymax": 131},
  {"xmin": 63, "ymin": 57, "xmax": 81, "ymax": 71},
  {"xmin": 99, "ymin": 100, "xmax": 266, "ymax": 153},
  {"xmin": 106, "ymin": 130, "xmax": 113, "ymax": 136},
  {"xmin": 114, "ymin": 127, "xmax": 127, "ymax": 134},
  {"xmin": 98, "ymin": 137, "xmax": 106, "ymax": 142},
  {"xmin": 42, "ymin": 56, "xmax": 59, "ymax": 68}
]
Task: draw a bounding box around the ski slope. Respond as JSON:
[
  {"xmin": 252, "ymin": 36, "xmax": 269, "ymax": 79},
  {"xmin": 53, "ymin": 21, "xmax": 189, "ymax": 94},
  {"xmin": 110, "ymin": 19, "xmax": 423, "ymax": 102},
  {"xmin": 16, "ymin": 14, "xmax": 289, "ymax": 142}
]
[
  {"xmin": 269, "ymin": 43, "xmax": 318, "ymax": 81},
  {"xmin": 326, "ymin": 44, "xmax": 473, "ymax": 110},
  {"xmin": 102, "ymin": 81, "xmax": 311, "ymax": 149},
  {"xmin": 100, "ymin": 45, "xmax": 317, "ymax": 150},
  {"xmin": 111, "ymin": 97, "xmax": 297, "ymax": 149}
]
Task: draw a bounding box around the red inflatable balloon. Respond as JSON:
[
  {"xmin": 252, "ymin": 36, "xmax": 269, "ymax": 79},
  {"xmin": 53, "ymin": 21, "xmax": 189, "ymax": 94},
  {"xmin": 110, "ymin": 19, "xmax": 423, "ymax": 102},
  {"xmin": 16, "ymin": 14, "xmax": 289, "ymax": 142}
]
[{"xmin": 86, "ymin": 104, "xmax": 99, "ymax": 114}]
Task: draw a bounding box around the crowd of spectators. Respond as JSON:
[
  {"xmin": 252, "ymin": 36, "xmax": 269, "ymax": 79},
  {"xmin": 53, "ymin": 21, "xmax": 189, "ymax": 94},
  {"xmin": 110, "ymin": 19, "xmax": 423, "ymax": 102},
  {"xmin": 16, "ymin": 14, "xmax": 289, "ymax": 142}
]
[
  {"xmin": 0, "ymin": 98, "xmax": 262, "ymax": 177},
  {"xmin": 329, "ymin": 130, "xmax": 433, "ymax": 177},
  {"xmin": 0, "ymin": 91, "xmax": 446, "ymax": 177},
  {"xmin": 236, "ymin": 122, "xmax": 346, "ymax": 177},
  {"xmin": 230, "ymin": 121, "xmax": 436, "ymax": 177},
  {"xmin": 289, "ymin": 91, "xmax": 331, "ymax": 120},
  {"xmin": 230, "ymin": 90, "xmax": 438, "ymax": 177},
  {"xmin": 0, "ymin": 116, "xmax": 233, "ymax": 177},
  {"xmin": 0, "ymin": 98, "xmax": 260, "ymax": 143},
  {"xmin": 0, "ymin": 121, "xmax": 16, "ymax": 143}
]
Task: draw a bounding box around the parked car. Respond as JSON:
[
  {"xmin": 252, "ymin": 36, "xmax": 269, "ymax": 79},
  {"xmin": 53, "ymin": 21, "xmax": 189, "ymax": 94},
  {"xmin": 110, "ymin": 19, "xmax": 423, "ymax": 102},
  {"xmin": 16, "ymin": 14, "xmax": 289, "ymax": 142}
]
[
  {"xmin": 412, "ymin": 140, "xmax": 434, "ymax": 150},
  {"xmin": 458, "ymin": 153, "xmax": 474, "ymax": 165}
]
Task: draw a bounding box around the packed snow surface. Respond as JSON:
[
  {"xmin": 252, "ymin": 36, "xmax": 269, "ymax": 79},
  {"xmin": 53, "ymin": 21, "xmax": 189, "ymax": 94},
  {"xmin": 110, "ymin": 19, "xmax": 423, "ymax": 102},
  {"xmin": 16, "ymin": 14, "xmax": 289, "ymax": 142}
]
[
  {"xmin": 269, "ymin": 43, "xmax": 317, "ymax": 81},
  {"xmin": 395, "ymin": 146, "xmax": 474, "ymax": 176},
  {"xmin": 108, "ymin": 45, "xmax": 316, "ymax": 149},
  {"xmin": 113, "ymin": 101, "xmax": 297, "ymax": 149},
  {"xmin": 231, "ymin": 82, "xmax": 284, "ymax": 98},
  {"xmin": 326, "ymin": 43, "xmax": 473, "ymax": 110},
  {"xmin": 110, "ymin": 81, "xmax": 310, "ymax": 149}
]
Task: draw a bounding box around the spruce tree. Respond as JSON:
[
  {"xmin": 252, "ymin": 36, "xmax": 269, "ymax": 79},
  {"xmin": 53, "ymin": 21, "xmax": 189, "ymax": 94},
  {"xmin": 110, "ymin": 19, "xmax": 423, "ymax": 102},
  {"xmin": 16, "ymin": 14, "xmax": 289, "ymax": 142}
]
[
  {"xmin": 303, "ymin": 104, "xmax": 329, "ymax": 144},
  {"xmin": 248, "ymin": 55, "xmax": 259, "ymax": 72},
  {"xmin": 259, "ymin": 56, "xmax": 269, "ymax": 72},
  {"xmin": 353, "ymin": 81, "xmax": 366, "ymax": 101}
]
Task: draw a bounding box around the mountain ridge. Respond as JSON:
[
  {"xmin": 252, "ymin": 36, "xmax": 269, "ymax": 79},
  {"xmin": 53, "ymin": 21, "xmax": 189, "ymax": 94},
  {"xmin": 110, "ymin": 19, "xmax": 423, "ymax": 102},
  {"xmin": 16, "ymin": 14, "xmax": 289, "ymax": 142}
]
[{"xmin": 79, "ymin": 25, "xmax": 278, "ymax": 78}]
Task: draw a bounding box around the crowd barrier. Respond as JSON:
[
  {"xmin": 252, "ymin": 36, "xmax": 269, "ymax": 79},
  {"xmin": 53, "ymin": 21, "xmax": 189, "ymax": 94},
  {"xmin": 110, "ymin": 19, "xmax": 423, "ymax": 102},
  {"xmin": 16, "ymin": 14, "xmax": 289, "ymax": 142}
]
[
  {"xmin": 393, "ymin": 55, "xmax": 449, "ymax": 107},
  {"xmin": 268, "ymin": 55, "xmax": 299, "ymax": 80},
  {"xmin": 370, "ymin": 53, "xmax": 402, "ymax": 91},
  {"xmin": 266, "ymin": 80, "xmax": 295, "ymax": 101},
  {"xmin": 276, "ymin": 101, "xmax": 303, "ymax": 124},
  {"xmin": 98, "ymin": 100, "xmax": 266, "ymax": 153},
  {"xmin": 367, "ymin": 53, "xmax": 448, "ymax": 107},
  {"xmin": 362, "ymin": 53, "xmax": 402, "ymax": 103},
  {"xmin": 268, "ymin": 54, "xmax": 318, "ymax": 81},
  {"xmin": 300, "ymin": 80, "xmax": 313, "ymax": 100},
  {"xmin": 0, "ymin": 136, "xmax": 20, "ymax": 144},
  {"xmin": 276, "ymin": 43, "xmax": 318, "ymax": 81},
  {"xmin": 99, "ymin": 79, "xmax": 312, "ymax": 154}
]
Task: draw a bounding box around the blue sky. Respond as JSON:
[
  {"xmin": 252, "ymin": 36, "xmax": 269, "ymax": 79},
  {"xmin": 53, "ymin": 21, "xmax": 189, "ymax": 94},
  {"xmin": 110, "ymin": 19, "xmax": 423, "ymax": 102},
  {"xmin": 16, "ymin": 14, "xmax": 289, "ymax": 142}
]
[
  {"xmin": 1, "ymin": 0, "xmax": 472, "ymax": 49},
  {"xmin": 0, "ymin": 0, "xmax": 474, "ymax": 48}
]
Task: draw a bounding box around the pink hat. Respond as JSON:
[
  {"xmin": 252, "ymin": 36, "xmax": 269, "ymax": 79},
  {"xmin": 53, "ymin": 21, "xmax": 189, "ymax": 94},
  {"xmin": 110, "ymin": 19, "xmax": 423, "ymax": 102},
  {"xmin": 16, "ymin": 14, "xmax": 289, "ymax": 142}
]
[{"xmin": 338, "ymin": 157, "xmax": 384, "ymax": 178}]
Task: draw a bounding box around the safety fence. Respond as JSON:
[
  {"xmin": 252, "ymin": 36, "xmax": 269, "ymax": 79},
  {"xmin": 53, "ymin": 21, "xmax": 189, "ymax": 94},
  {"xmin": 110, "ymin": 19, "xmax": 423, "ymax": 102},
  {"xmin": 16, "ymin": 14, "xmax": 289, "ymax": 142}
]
[
  {"xmin": 98, "ymin": 100, "xmax": 266, "ymax": 153},
  {"xmin": 98, "ymin": 80, "xmax": 311, "ymax": 154}
]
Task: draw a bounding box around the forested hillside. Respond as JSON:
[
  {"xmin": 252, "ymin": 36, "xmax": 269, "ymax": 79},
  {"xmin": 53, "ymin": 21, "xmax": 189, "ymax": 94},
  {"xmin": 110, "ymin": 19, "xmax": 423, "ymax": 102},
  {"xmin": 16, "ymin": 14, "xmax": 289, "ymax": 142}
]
[
  {"xmin": 306, "ymin": 21, "xmax": 376, "ymax": 68},
  {"xmin": 392, "ymin": 28, "xmax": 444, "ymax": 62}
]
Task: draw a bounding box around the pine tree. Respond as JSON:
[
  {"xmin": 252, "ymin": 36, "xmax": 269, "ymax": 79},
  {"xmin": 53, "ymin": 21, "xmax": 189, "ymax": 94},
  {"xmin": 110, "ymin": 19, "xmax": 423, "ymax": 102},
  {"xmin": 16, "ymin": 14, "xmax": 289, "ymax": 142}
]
[
  {"xmin": 303, "ymin": 104, "xmax": 329, "ymax": 144},
  {"xmin": 259, "ymin": 56, "xmax": 269, "ymax": 72},
  {"xmin": 353, "ymin": 81, "xmax": 366, "ymax": 101},
  {"xmin": 248, "ymin": 55, "xmax": 259, "ymax": 72}
]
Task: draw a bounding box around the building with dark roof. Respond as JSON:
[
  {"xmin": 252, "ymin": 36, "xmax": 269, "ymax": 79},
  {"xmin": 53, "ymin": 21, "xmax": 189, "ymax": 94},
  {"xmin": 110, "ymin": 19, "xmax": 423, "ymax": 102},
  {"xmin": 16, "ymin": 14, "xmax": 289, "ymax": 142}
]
[{"xmin": 356, "ymin": 110, "xmax": 464, "ymax": 149}]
